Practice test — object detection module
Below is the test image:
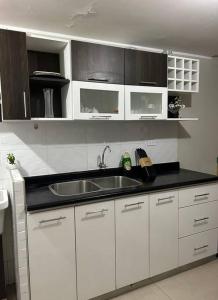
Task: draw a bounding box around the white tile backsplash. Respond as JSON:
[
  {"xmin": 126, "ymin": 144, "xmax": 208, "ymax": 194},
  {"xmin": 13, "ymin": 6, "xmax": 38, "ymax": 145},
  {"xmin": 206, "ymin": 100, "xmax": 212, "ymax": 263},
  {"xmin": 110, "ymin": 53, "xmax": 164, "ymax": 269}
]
[
  {"xmin": 0, "ymin": 121, "xmax": 178, "ymax": 177},
  {"xmin": 47, "ymin": 145, "xmax": 88, "ymax": 173}
]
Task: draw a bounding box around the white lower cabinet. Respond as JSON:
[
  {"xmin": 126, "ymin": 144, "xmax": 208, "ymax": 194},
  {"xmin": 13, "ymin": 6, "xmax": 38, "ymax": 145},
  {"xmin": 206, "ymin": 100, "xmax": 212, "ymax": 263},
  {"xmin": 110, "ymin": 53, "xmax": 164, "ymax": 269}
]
[
  {"xmin": 149, "ymin": 190, "xmax": 179, "ymax": 277},
  {"xmin": 179, "ymin": 229, "xmax": 218, "ymax": 266},
  {"xmin": 75, "ymin": 201, "xmax": 115, "ymax": 300},
  {"xmin": 115, "ymin": 195, "xmax": 149, "ymax": 288},
  {"xmin": 27, "ymin": 207, "xmax": 77, "ymax": 300},
  {"xmin": 27, "ymin": 183, "xmax": 218, "ymax": 300}
]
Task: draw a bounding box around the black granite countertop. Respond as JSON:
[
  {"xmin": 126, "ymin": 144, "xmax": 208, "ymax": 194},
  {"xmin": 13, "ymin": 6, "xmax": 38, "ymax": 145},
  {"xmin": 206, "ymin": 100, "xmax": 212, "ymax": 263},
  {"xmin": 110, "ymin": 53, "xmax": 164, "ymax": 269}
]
[{"xmin": 25, "ymin": 162, "xmax": 218, "ymax": 212}]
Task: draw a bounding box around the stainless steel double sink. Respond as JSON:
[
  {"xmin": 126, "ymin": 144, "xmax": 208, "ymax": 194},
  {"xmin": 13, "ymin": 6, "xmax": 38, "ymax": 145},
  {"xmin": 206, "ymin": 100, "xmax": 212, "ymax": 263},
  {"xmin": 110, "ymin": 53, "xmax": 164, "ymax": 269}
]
[{"xmin": 49, "ymin": 176, "xmax": 142, "ymax": 197}]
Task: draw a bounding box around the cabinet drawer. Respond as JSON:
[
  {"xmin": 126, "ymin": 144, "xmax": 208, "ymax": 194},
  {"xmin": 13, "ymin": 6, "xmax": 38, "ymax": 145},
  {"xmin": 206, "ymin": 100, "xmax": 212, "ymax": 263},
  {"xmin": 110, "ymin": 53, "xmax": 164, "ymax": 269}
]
[
  {"xmin": 179, "ymin": 201, "xmax": 218, "ymax": 238},
  {"xmin": 179, "ymin": 183, "xmax": 218, "ymax": 208},
  {"xmin": 179, "ymin": 229, "xmax": 218, "ymax": 266}
]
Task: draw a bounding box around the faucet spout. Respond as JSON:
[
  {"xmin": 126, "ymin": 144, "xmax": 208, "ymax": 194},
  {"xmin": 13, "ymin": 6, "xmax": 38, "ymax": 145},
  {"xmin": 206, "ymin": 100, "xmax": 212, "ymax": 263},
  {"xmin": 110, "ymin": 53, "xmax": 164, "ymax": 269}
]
[{"xmin": 99, "ymin": 145, "xmax": 111, "ymax": 169}]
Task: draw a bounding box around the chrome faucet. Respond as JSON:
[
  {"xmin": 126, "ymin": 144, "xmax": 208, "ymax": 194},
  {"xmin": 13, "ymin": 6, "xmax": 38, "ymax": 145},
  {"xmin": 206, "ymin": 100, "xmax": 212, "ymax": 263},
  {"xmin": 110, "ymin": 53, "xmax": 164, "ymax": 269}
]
[{"xmin": 98, "ymin": 145, "xmax": 111, "ymax": 169}]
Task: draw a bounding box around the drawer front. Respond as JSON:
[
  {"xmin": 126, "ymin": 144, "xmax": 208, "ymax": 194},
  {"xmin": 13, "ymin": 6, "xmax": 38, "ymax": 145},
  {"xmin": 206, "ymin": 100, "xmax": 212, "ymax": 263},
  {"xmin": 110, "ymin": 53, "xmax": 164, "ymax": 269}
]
[
  {"xmin": 179, "ymin": 229, "xmax": 218, "ymax": 266},
  {"xmin": 179, "ymin": 183, "xmax": 218, "ymax": 208},
  {"xmin": 179, "ymin": 201, "xmax": 218, "ymax": 238}
]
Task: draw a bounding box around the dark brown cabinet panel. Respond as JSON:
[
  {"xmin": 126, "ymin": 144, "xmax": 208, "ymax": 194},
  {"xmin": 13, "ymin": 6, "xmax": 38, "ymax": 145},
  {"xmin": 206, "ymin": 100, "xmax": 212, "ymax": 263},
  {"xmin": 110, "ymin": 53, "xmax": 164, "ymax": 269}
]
[
  {"xmin": 0, "ymin": 29, "xmax": 31, "ymax": 120},
  {"xmin": 71, "ymin": 40, "xmax": 124, "ymax": 84},
  {"xmin": 125, "ymin": 49, "xmax": 167, "ymax": 87}
]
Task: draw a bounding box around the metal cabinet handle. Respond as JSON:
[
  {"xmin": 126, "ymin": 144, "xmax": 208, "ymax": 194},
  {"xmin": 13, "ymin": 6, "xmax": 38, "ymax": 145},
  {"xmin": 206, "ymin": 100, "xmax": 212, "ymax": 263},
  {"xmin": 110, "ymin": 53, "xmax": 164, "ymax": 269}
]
[
  {"xmin": 194, "ymin": 193, "xmax": 209, "ymax": 199},
  {"xmin": 139, "ymin": 81, "xmax": 157, "ymax": 86},
  {"xmin": 194, "ymin": 217, "xmax": 209, "ymax": 223},
  {"xmin": 86, "ymin": 209, "xmax": 108, "ymax": 215},
  {"xmin": 23, "ymin": 91, "xmax": 27, "ymax": 118},
  {"xmin": 39, "ymin": 216, "xmax": 66, "ymax": 224},
  {"xmin": 125, "ymin": 201, "xmax": 144, "ymax": 208},
  {"xmin": 90, "ymin": 115, "xmax": 112, "ymax": 120},
  {"xmin": 88, "ymin": 78, "xmax": 109, "ymax": 82},
  {"xmin": 157, "ymin": 196, "xmax": 175, "ymax": 203},
  {"xmin": 194, "ymin": 244, "xmax": 208, "ymax": 251},
  {"xmin": 139, "ymin": 116, "xmax": 157, "ymax": 120}
]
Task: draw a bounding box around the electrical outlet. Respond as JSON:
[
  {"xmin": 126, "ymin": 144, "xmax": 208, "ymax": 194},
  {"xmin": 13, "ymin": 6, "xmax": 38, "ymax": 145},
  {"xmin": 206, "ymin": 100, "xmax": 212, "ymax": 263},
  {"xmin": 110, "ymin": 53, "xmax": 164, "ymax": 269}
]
[{"xmin": 147, "ymin": 140, "xmax": 157, "ymax": 147}]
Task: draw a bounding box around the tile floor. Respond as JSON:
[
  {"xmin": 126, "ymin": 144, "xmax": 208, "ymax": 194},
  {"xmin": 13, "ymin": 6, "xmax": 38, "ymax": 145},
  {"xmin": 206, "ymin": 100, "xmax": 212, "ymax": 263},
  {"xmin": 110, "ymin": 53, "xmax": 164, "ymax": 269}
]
[
  {"xmin": 6, "ymin": 260, "xmax": 218, "ymax": 300},
  {"xmin": 113, "ymin": 260, "xmax": 218, "ymax": 300}
]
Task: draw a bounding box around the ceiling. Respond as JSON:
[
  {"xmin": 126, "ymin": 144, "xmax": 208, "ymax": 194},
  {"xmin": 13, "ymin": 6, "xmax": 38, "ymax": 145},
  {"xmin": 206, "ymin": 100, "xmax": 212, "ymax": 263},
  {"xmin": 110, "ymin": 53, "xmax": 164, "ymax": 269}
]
[{"xmin": 1, "ymin": 0, "xmax": 218, "ymax": 56}]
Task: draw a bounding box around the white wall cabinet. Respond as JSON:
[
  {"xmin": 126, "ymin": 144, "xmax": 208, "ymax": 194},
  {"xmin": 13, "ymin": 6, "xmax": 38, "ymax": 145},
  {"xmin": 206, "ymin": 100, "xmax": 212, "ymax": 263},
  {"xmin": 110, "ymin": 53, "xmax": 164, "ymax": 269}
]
[
  {"xmin": 27, "ymin": 207, "xmax": 77, "ymax": 300},
  {"xmin": 168, "ymin": 55, "xmax": 199, "ymax": 93},
  {"xmin": 125, "ymin": 86, "xmax": 168, "ymax": 120},
  {"xmin": 115, "ymin": 195, "xmax": 149, "ymax": 288},
  {"xmin": 72, "ymin": 81, "xmax": 124, "ymax": 120},
  {"xmin": 75, "ymin": 201, "xmax": 115, "ymax": 300},
  {"xmin": 149, "ymin": 190, "xmax": 179, "ymax": 276}
]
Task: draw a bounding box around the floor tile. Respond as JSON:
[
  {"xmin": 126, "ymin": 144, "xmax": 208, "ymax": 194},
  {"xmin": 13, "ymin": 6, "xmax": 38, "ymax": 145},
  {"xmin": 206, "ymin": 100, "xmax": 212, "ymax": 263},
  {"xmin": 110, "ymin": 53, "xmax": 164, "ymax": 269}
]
[
  {"xmin": 156, "ymin": 260, "xmax": 218, "ymax": 300},
  {"xmin": 112, "ymin": 284, "xmax": 171, "ymax": 300}
]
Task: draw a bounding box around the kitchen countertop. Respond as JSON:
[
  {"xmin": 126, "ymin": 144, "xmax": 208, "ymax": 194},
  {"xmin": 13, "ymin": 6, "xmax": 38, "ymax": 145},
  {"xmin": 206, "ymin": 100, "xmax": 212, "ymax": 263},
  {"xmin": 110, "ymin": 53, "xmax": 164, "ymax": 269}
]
[{"xmin": 25, "ymin": 162, "xmax": 218, "ymax": 212}]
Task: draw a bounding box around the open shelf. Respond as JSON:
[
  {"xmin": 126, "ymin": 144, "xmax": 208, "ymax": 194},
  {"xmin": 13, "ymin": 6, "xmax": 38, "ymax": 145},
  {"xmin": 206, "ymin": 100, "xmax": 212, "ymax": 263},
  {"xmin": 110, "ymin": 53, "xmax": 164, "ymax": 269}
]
[
  {"xmin": 168, "ymin": 55, "xmax": 199, "ymax": 93},
  {"xmin": 26, "ymin": 34, "xmax": 72, "ymax": 120},
  {"xmin": 29, "ymin": 76, "xmax": 70, "ymax": 88}
]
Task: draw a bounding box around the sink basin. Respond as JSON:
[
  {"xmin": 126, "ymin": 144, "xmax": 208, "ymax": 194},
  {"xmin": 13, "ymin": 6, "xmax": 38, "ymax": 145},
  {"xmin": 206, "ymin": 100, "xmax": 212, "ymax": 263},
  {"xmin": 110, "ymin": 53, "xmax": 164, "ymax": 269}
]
[
  {"xmin": 90, "ymin": 176, "xmax": 142, "ymax": 190},
  {"xmin": 49, "ymin": 180, "xmax": 101, "ymax": 197},
  {"xmin": 0, "ymin": 190, "xmax": 9, "ymax": 235}
]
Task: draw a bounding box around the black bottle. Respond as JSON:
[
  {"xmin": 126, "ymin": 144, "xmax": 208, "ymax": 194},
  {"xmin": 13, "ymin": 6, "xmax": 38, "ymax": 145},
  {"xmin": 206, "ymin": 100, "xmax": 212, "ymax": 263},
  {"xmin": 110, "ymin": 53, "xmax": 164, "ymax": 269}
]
[{"xmin": 135, "ymin": 148, "xmax": 156, "ymax": 181}]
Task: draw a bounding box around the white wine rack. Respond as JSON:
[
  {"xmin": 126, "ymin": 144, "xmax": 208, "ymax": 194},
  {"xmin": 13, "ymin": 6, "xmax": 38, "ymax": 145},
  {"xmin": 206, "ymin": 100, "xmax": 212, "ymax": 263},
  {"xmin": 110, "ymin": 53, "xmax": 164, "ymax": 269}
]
[{"xmin": 168, "ymin": 56, "xmax": 199, "ymax": 93}]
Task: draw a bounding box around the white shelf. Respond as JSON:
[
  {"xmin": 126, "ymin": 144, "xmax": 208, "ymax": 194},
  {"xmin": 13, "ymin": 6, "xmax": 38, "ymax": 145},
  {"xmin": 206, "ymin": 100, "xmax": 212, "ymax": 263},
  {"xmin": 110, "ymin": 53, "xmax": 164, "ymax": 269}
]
[{"xmin": 167, "ymin": 55, "xmax": 199, "ymax": 93}]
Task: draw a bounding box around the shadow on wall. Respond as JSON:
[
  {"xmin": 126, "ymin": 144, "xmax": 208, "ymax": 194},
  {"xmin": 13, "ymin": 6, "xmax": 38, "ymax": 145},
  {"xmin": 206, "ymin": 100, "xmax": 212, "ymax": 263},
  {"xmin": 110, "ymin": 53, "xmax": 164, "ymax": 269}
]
[{"xmin": 178, "ymin": 124, "xmax": 191, "ymax": 139}]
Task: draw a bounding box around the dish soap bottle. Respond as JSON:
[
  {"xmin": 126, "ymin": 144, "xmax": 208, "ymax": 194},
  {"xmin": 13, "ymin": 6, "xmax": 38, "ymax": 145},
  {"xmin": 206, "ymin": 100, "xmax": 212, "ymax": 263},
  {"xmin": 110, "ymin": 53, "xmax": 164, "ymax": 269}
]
[{"xmin": 121, "ymin": 152, "xmax": 132, "ymax": 171}]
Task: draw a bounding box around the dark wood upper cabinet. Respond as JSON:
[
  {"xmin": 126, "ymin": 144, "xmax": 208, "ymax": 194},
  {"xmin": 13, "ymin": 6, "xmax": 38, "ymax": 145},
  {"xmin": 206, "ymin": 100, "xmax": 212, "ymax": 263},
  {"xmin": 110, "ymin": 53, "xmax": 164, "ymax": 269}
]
[
  {"xmin": 0, "ymin": 29, "xmax": 31, "ymax": 120},
  {"xmin": 124, "ymin": 49, "xmax": 167, "ymax": 87},
  {"xmin": 71, "ymin": 40, "xmax": 124, "ymax": 84}
]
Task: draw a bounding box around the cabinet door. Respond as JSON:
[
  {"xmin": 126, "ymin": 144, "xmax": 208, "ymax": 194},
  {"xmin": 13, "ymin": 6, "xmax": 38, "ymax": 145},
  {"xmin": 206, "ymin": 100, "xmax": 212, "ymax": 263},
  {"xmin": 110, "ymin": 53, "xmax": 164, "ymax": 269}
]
[
  {"xmin": 71, "ymin": 40, "xmax": 124, "ymax": 84},
  {"xmin": 72, "ymin": 81, "xmax": 124, "ymax": 120},
  {"xmin": 27, "ymin": 208, "xmax": 77, "ymax": 300},
  {"xmin": 0, "ymin": 29, "xmax": 30, "ymax": 120},
  {"xmin": 125, "ymin": 49, "xmax": 167, "ymax": 87},
  {"xmin": 149, "ymin": 191, "xmax": 179, "ymax": 276},
  {"xmin": 125, "ymin": 86, "xmax": 167, "ymax": 120},
  {"xmin": 75, "ymin": 201, "xmax": 115, "ymax": 300},
  {"xmin": 115, "ymin": 196, "xmax": 149, "ymax": 288}
]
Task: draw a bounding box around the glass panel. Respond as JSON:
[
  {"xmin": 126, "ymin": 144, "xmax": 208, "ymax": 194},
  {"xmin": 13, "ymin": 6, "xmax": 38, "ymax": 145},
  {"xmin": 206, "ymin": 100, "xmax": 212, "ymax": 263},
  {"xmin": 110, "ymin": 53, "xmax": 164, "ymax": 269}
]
[
  {"xmin": 80, "ymin": 89, "xmax": 119, "ymax": 114},
  {"xmin": 130, "ymin": 92, "xmax": 162, "ymax": 115}
]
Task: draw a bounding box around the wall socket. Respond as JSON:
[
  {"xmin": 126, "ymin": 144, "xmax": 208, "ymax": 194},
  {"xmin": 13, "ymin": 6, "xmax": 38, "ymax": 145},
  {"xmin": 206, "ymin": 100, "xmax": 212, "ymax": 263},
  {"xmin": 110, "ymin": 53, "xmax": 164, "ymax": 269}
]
[{"xmin": 147, "ymin": 140, "xmax": 157, "ymax": 147}]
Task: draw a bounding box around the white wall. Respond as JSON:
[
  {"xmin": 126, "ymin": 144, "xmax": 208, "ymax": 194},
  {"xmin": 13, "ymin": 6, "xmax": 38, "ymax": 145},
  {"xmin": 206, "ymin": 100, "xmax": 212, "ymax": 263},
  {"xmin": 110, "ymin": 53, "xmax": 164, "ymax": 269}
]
[
  {"xmin": 178, "ymin": 58, "xmax": 218, "ymax": 175},
  {"xmin": 0, "ymin": 121, "xmax": 178, "ymax": 178}
]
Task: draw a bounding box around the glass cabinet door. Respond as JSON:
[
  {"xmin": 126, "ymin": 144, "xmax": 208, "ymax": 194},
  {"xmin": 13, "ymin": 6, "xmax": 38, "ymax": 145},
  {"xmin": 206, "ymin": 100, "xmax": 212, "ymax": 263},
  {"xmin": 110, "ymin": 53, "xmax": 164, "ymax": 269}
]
[
  {"xmin": 125, "ymin": 86, "xmax": 167, "ymax": 120},
  {"xmin": 72, "ymin": 81, "xmax": 124, "ymax": 120}
]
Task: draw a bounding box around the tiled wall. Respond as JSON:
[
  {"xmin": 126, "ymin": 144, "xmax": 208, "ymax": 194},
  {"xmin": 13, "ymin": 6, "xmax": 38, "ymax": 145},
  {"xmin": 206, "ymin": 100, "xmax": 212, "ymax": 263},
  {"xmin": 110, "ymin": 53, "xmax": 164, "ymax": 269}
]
[{"xmin": 0, "ymin": 121, "xmax": 178, "ymax": 178}]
